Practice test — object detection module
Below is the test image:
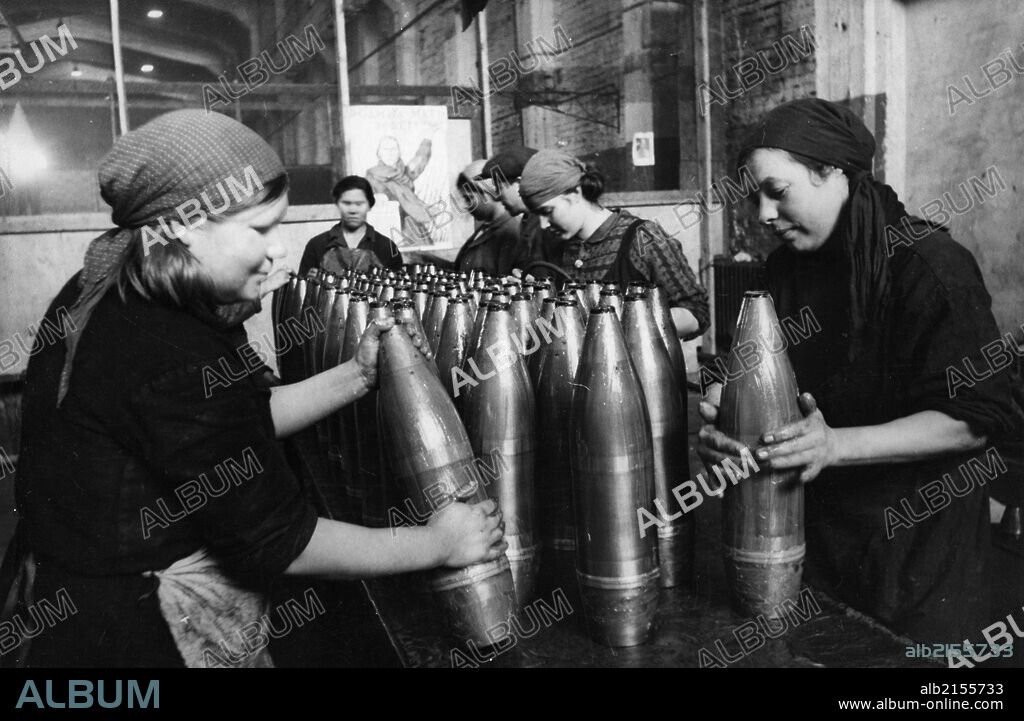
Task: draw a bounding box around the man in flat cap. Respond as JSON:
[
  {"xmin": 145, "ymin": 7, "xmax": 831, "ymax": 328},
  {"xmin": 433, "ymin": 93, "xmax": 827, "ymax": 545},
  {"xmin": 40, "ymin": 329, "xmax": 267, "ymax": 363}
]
[{"xmin": 481, "ymin": 147, "xmax": 564, "ymax": 273}]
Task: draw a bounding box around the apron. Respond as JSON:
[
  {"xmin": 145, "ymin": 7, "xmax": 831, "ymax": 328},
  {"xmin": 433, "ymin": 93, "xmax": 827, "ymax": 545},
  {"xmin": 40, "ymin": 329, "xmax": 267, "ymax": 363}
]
[{"xmin": 1, "ymin": 528, "xmax": 272, "ymax": 668}]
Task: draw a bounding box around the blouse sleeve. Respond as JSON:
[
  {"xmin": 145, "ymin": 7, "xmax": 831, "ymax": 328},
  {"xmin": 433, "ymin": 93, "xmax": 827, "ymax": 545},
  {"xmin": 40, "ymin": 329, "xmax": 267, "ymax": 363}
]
[
  {"xmin": 628, "ymin": 220, "xmax": 710, "ymax": 339},
  {"xmin": 894, "ymin": 244, "xmax": 1017, "ymax": 438},
  {"xmin": 126, "ymin": 352, "xmax": 318, "ymax": 580}
]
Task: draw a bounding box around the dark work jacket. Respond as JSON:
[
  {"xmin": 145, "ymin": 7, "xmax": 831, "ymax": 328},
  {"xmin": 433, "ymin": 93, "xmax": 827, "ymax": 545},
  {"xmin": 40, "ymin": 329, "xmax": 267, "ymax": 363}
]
[
  {"xmin": 299, "ymin": 222, "xmax": 403, "ymax": 274},
  {"xmin": 16, "ymin": 277, "xmax": 318, "ymax": 582},
  {"xmin": 521, "ymin": 212, "xmax": 566, "ymax": 266},
  {"xmin": 454, "ymin": 213, "xmax": 523, "ymax": 276},
  {"xmin": 765, "ymin": 223, "xmax": 1017, "ymax": 644}
]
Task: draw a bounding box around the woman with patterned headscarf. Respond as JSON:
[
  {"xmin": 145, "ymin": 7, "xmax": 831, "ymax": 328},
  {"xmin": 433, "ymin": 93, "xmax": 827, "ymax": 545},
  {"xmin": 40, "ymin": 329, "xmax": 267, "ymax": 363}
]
[
  {"xmin": 518, "ymin": 149, "xmax": 710, "ymax": 341},
  {"xmin": 1, "ymin": 110, "xmax": 504, "ymax": 668},
  {"xmin": 697, "ymin": 98, "xmax": 1019, "ymax": 646}
]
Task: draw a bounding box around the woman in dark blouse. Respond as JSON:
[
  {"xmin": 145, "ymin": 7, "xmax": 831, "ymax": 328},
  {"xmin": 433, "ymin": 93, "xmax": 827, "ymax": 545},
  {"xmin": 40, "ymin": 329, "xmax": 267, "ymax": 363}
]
[
  {"xmin": 697, "ymin": 98, "xmax": 1019, "ymax": 645},
  {"xmin": 2, "ymin": 110, "xmax": 503, "ymax": 668},
  {"xmin": 299, "ymin": 175, "xmax": 403, "ymax": 275}
]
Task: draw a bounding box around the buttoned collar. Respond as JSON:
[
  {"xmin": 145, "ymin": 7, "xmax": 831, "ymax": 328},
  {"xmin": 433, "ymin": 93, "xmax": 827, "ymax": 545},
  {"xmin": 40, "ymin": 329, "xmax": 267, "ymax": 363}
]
[
  {"xmin": 326, "ymin": 221, "xmax": 378, "ymax": 251},
  {"xmin": 581, "ymin": 208, "xmax": 623, "ymax": 245}
]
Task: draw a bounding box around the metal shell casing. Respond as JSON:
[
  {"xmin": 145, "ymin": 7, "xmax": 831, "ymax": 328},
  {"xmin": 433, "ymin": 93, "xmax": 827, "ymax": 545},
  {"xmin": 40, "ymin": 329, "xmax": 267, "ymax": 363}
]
[
  {"xmin": 621, "ymin": 295, "xmax": 693, "ymax": 588},
  {"xmin": 424, "ymin": 292, "xmax": 450, "ymax": 355},
  {"xmin": 645, "ymin": 283, "xmax": 686, "ymax": 393},
  {"xmin": 570, "ymin": 306, "xmax": 659, "ymax": 647},
  {"xmin": 377, "ymin": 325, "xmax": 517, "ymax": 646},
  {"xmin": 435, "ymin": 298, "xmax": 474, "ymax": 398},
  {"xmin": 338, "ymin": 294, "xmax": 369, "ymax": 522},
  {"xmin": 532, "ymin": 299, "xmax": 587, "ymax": 604},
  {"xmin": 360, "ymin": 302, "xmax": 394, "ymax": 527},
  {"xmin": 278, "ymin": 274, "xmax": 307, "ymax": 383},
  {"xmin": 299, "ymin": 272, "xmax": 322, "ymax": 381},
  {"xmin": 717, "ymin": 291, "xmax": 804, "ymax": 618},
  {"xmin": 460, "ymin": 303, "xmax": 538, "ymax": 607}
]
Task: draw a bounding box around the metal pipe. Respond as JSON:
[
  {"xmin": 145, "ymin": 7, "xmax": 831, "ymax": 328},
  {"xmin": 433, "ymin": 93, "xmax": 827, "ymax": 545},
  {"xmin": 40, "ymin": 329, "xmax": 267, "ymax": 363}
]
[
  {"xmin": 476, "ymin": 9, "xmax": 493, "ymax": 158},
  {"xmin": 107, "ymin": 78, "xmax": 118, "ymax": 144},
  {"xmin": 696, "ymin": 0, "xmax": 714, "ymax": 351},
  {"xmin": 109, "ymin": 0, "xmax": 129, "ymax": 134},
  {"xmin": 333, "ymin": 0, "xmax": 350, "ymax": 176}
]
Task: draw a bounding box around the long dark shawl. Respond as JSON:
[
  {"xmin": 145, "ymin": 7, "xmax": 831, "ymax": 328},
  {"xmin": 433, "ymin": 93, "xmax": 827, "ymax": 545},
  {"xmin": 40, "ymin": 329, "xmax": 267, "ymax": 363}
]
[
  {"xmin": 738, "ymin": 98, "xmax": 933, "ymax": 364},
  {"xmin": 58, "ymin": 109, "xmax": 286, "ymax": 405}
]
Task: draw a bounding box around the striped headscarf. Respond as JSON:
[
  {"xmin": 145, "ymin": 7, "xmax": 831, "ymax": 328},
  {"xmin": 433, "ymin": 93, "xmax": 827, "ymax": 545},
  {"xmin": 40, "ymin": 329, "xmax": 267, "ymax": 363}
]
[{"xmin": 519, "ymin": 149, "xmax": 586, "ymax": 210}]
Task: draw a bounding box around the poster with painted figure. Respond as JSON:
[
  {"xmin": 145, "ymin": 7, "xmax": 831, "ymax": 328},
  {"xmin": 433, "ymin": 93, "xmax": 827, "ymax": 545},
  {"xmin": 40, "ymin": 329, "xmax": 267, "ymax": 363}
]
[{"xmin": 347, "ymin": 105, "xmax": 471, "ymax": 250}]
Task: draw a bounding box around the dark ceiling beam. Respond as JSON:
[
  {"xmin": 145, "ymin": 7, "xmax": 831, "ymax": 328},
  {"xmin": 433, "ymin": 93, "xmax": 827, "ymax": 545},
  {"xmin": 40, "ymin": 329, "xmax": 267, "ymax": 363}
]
[
  {"xmin": 292, "ymin": 0, "xmax": 334, "ymax": 36},
  {"xmin": 9, "ymin": 95, "xmax": 302, "ymax": 112},
  {"xmin": 0, "ymin": 4, "xmax": 27, "ymax": 50},
  {"xmin": 4, "ymin": 79, "xmax": 464, "ymax": 98},
  {"xmin": 23, "ymin": 37, "xmax": 110, "ymax": 69},
  {"xmin": 176, "ymin": 0, "xmax": 258, "ymax": 27},
  {"xmin": 3, "ymin": 0, "xmax": 109, "ymax": 23},
  {"xmin": 15, "ymin": 15, "xmax": 231, "ymax": 74},
  {"xmin": 177, "ymin": 0, "xmax": 259, "ymax": 56}
]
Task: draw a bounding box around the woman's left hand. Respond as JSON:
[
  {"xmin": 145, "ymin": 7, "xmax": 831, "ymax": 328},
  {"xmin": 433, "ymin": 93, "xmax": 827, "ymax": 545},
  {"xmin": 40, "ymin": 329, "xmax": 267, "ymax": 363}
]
[
  {"xmin": 355, "ymin": 318, "xmax": 433, "ymax": 389},
  {"xmin": 754, "ymin": 393, "xmax": 839, "ymax": 482},
  {"xmin": 259, "ymin": 267, "xmax": 293, "ymax": 298}
]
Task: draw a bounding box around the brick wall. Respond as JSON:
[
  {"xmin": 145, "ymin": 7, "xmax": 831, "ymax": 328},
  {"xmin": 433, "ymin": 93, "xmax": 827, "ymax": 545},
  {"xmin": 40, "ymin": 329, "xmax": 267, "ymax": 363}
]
[
  {"xmin": 259, "ymin": 0, "xmax": 799, "ymax": 202},
  {"xmin": 520, "ymin": 0, "xmax": 621, "ymax": 158},
  {"xmin": 362, "ymin": 0, "xmax": 668, "ymax": 181},
  {"xmin": 468, "ymin": 0, "xmax": 625, "ymax": 158},
  {"xmin": 485, "ymin": 1, "xmax": 521, "ymax": 150},
  {"xmin": 415, "ymin": 0, "xmax": 460, "ymax": 85},
  {"xmin": 714, "ymin": 0, "xmax": 817, "ymax": 256}
]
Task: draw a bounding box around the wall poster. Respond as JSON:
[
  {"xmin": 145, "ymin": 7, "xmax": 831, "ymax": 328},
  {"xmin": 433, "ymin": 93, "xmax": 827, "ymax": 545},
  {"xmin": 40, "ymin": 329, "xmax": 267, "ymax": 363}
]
[{"xmin": 347, "ymin": 105, "xmax": 473, "ymax": 251}]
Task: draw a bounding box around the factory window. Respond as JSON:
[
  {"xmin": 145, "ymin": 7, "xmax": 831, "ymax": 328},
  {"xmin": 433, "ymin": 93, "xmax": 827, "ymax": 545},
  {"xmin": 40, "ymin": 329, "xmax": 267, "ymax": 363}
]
[
  {"xmin": 499, "ymin": 0, "xmax": 696, "ymax": 199},
  {"xmin": 0, "ymin": 0, "xmax": 701, "ymax": 217}
]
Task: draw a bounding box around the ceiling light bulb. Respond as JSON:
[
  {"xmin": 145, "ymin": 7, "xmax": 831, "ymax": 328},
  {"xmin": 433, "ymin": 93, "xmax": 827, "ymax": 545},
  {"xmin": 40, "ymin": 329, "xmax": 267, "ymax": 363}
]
[
  {"xmin": 147, "ymin": 9, "xmax": 164, "ymax": 19},
  {"xmin": 141, "ymin": 64, "xmax": 154, "ymax": 73}
]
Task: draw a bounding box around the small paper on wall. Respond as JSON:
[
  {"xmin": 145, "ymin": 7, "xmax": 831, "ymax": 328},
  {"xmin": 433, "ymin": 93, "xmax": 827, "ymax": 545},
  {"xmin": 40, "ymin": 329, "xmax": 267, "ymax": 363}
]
[{"xmin": 632, "ymin": 132, "xmax": 655, "ymax": 167}]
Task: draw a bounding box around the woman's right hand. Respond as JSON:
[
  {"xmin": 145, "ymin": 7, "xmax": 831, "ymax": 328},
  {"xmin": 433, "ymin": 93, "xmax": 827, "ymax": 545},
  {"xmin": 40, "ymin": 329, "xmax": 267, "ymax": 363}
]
[
  {"xmin": 428, "ymin": 498, "xmax": 506, "ymax": 568},
  {"xmin": 355, "ymin": 317, "xmax": 433, "ymax": 389},
  {"xmin": 259, "ymin": 265, "xmax": 293, "ymax": 299}
]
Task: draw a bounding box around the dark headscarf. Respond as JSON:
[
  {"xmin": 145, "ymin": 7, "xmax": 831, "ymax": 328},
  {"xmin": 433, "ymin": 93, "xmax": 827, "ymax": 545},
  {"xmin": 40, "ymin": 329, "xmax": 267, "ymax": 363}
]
[
  {"xmin": 59, "ymin": 110, "xmax": 286, "ymax": 405},
  {"xmin": 739, "ymin": 98, "xmax": 876, "ymax": 174},
  {"xmin": 739, "ymin": 98, "xmax": 915, "ymax": 363}
]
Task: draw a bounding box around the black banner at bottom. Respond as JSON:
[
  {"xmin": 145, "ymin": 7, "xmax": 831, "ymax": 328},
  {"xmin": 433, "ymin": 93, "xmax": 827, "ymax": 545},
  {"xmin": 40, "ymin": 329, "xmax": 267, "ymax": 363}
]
[{"xmin": 0, "ymin": 668, "xmax": 1018, "ymax": 714}]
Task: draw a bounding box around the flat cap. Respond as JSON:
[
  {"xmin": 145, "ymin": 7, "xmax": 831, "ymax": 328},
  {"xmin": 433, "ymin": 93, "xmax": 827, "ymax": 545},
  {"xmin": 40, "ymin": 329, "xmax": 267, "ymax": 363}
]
[{"xmin": 480, "ymin": 146, "xmax": 538, "ymax": 183}]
